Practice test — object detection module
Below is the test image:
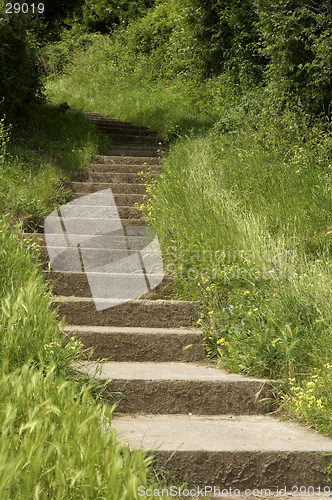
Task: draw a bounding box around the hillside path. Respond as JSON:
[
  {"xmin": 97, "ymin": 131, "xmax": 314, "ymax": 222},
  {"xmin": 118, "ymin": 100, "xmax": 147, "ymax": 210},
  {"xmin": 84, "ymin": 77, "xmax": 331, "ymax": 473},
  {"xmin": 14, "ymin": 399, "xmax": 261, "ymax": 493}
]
[{"xmin": 25, "ymin": 111, "xmax": 332, "ymax": 497}]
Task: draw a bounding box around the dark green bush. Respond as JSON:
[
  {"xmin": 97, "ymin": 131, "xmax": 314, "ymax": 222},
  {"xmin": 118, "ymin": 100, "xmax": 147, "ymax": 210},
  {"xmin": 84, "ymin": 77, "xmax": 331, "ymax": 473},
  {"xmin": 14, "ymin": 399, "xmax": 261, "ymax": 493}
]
[
  {"xmin": 255, "ymin": 0, "xmax": 332, "ymax": 118},
  {"xmin": 43, "ymin": 26, "xmax": 101, "ymax": 76},
  {"xmin": 75, "ymin": 0, "xmax": 156, "ymax": 33},
  {"xmin": 0, "ymin": 9, "xmax": 44, "ymax": 120},
  {"xmin": 183, "ymin": 0, "xmax": 266, "ymax": 83}
]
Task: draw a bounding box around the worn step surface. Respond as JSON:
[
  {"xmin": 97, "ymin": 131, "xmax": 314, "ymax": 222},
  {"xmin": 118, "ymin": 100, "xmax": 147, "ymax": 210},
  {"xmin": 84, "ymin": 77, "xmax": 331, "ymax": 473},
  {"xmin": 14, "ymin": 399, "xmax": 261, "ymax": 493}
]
[
  {"xmin": 106, "ymin": 135, "xmax": 163, "ymax": 144},
  {"xmin": 78, "ymin": 361, "xmax": 273, "ymax": 415},
  {"xmin": 88, "ymin": 163, "xmax": 159, "ymax": 173},
  {"xmin": 39, "ymin": 246, "xmax": 152, "ymax": 270},
  {"xmin": 67, "ymin": 193, "xmax": 147, "ymax": 206},
  {"xmin": 93, "ymin": 155, "xmax": 160, "ymax": 165},
  {"xmin": 45, "ymin": 271, "xmax": 175, "ymax": 299},
  {"xmin": 64, "ymin": 326, "xmax": 204, "ymax": 362},
  {"xmin": 106, "ymin": 150, "xmax": 165, "ymax": 157},
  {"xmin": 110, "ymin": 141, "xmax": 169, "ymax": 148},
  {"xmin": 55, "ymin": 297, "xmax": 198, "ymax": 328},
  {"xmin": 114, "ymin": 414, "xmax": 332, "ymax": 489},
  {"xmin": 73, "ymin": 171, "xmax": 155, "ymax": 183},
  {"xmin": 95, "ymin": 126, "xmax": 156, "ymax": 136},
  {"xmin": 65, "ymin": 181, "xmax": 147, "ymax": 195}
]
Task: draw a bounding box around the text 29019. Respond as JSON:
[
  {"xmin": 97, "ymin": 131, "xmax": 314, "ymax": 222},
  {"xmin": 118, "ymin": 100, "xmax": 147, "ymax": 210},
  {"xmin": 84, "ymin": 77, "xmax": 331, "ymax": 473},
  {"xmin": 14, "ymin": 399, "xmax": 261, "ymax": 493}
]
[{"xmin": 5, "ymin": 3, "xmax": 44, "ymax": 14}]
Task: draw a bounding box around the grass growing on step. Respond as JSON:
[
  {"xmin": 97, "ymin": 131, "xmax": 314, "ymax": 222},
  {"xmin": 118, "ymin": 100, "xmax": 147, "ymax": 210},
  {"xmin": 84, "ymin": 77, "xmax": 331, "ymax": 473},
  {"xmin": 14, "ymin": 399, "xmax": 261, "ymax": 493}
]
[{"xmin": 0, "ymin": 104, "xmax": 110, "ymax": 230}]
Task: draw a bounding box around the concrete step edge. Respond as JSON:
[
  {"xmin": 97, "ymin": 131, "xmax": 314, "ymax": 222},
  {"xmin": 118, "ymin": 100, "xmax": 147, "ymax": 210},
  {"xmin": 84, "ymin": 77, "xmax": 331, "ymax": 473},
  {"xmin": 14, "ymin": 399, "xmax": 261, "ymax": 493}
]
[
  {"xmin": 55, "ymin": 296, "xmax": 198, "ymax": 305},
  {"xmin": 44, "ymin": 271, "xmax": 175, "ymax": 300},
  {"xmin": 55, "ymin": 297, "xmax": 198, "ymax": 328},
  {"xmin": 64, "ymin": 326, "xmax": 205, "ymax": 363},
  {"xmin": 73, "ymin": 172, "xmax": 153, "ymax": 183},
  {"xmin": 76, "ymin": 361, "xmax": 274, "ymax": 415},
  {"xmin": 87, "ymin": 165, "xmax": 159, "ymax": 173},
  {"xmin": 104, "ymin": 135, "xmax": 163, "ymax": 142},
  {"xmin": 93, "ymin": 155, "xmax": 160, "ymax": 164},
  {"xmin": 106, "ymin": 151, "xmax": 164, "ymax": 157},
  {"xmin": 64, "ymin": 326, "xmax": 201, "ymax": 334},
  {"xmin": 65, "ymin": 182, "xmax": 147, "ymax": 194},
  {"xmin": 113, "ymin": 414, "xmax": 332, "ymax": 489}
]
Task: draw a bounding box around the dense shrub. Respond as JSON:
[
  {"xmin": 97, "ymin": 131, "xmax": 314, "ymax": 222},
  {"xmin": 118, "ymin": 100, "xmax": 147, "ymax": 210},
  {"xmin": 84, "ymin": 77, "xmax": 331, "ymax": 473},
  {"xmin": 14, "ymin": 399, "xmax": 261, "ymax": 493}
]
[
  {"xmin": 183, "ymin": 0, "xmax": 266, "ymax": 83},
  {"xmin": 255, "ymin": 0, "xmax": 332, "ymax": 118},
  {"xmin": 73, "ymin": 0, "xmax": 156, "ymax": 33},
  {"xmin": 0, "ymin": 10, "xmax": 44, "ymax": 120}
]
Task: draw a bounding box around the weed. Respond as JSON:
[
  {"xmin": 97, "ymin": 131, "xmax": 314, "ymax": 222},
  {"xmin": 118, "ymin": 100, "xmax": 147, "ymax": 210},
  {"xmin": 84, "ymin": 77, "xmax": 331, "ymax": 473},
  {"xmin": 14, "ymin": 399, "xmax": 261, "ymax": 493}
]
[{"xmin": 0, "ymin": 362, "xmax": 165, "ymax": 499}]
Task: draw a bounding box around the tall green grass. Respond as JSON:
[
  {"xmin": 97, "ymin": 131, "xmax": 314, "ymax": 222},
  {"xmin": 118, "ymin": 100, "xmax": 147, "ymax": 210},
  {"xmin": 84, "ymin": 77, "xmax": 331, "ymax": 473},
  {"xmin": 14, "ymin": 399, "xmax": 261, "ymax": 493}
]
[
  {"xmin": 0, "ymin": 362, "xmax": 159, "ymax": 499},
  {"xmin": 0, "ymin": 218, "xmax": 82, "ymax": 374},
  {"xmin": 47, "ymin": 34, "xmax": 212, "ymax": 138}
]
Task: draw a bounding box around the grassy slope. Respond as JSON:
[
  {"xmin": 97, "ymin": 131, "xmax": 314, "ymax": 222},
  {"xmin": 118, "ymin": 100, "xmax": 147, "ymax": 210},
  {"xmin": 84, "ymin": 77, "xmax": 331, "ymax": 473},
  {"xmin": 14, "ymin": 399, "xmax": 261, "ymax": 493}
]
[
  {"xmin": 0, "ymin": 105, "xmax": 110, "ymax": 230},
  {"xmin": 46, "ymin": 28, "xmax": 332, "ymax": 442}
]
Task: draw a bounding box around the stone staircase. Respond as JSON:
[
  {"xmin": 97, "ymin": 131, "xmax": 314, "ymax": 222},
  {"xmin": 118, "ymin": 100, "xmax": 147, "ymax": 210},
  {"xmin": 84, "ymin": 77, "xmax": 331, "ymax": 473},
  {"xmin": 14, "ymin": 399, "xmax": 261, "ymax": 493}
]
[{"xmin": 25, "ymin": 112, "xmax": 332, "ymax": 496}]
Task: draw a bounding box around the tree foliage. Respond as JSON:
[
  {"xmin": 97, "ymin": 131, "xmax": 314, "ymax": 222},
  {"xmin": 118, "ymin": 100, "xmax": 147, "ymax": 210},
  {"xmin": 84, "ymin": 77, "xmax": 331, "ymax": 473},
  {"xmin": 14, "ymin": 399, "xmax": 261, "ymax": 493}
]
[
  {"xmin": 182, "ymin": 0, "xmax": 266, "ymax": 83},
  {"xmin": 255, "ymin": 0, "xmax": 332, "ymax": 117},
  {"xmin": 0, "ymin": 8, "xmax": 44, "ymax": 120},
  {"xmin": 2, "ymin": 0, "xmax": 332, "ymax": 122},
  {"xmin": 75, "ymin": 0, "xmax": 156, "ymax": 33},
  {"xmin": 180, "ymin": 0, "xmax": 332, "ymax": 117}
]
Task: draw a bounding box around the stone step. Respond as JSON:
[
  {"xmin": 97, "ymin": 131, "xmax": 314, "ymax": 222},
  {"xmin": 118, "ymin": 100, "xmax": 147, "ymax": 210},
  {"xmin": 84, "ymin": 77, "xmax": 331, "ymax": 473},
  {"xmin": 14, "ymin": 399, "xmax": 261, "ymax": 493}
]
[
  {"xmin": 107, "ymin": 150, "xmax": 165, "ymax": 158},
  {"xmin": 88, "ymin": 122, "xmax": 160, "ymax": 139},
  {"xmin": 65, "ymin": 181, "xmax": 146, "ymax": 195},
  {"xmin": 73, "ymin": 172, "xmax": 153, "ymax": 184},
  {"xmin": 67, "ymin": 193, "xmax": 147, "ymax": 206},
  {"xmin": 77, "ymin": 362, "xmax": 273, "ymax": 415},
  {"xmin": 94, "ymin": 126, "xmax": 156, "ymax": 137},
  {"xmin": 53, "ymin": 204, "xmax": 144, "ymax": 219},
  {"xmin": 103, "ymin": 134, "xmax": 162, "ymax": 144},
  {"xmin": 50, "ymin": 205, "xmax": 143, "ymax": 219},
  {"xmin": 88, "ymin": 163, "xmax": 159, "ymax": 173},
  {"xmin": 64, "ymin": 326, "xmax": 204, "ymax": 362},
  {"xmin": 41, "ymin": 205, "xmax": 144, "ymax": 223},
  {"xmin": 85, "ymin": 113, "xmax": 151, "ymax": 130},
  {"xmin": 38, "ymin": 219, "xmax": 146, "ymax": 247},
  {"xmin": 44, "ymin": 271, "xmax": 175, "ymax": 298},
  {"xmin": 109, "ymin": 143, "xmax": 168, "ymax": 151},
  {"xmin": 38, "ymin": 232, "xmax": 146, "ymax": 247},
  {"xmin": 113, "ymin": 414, "xmax": 332, "ymax": 489},
  {"xmin": 24, "ymin": 231, "xmax": 139, "ymax": 245},
  {"xmin": 39, "ymin": 244, "xmax": 158, "ymax": 271},
  {"xmin": 55, "ymin": 297, "xmax": 198, "ymax": 328},
  {"xmin": 88, "ymin": 117, "xmax": 150, "ymax": 128},
  {"xmin": 93, "ymin": 155, "xmax": 160, "ymax": 165}
]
